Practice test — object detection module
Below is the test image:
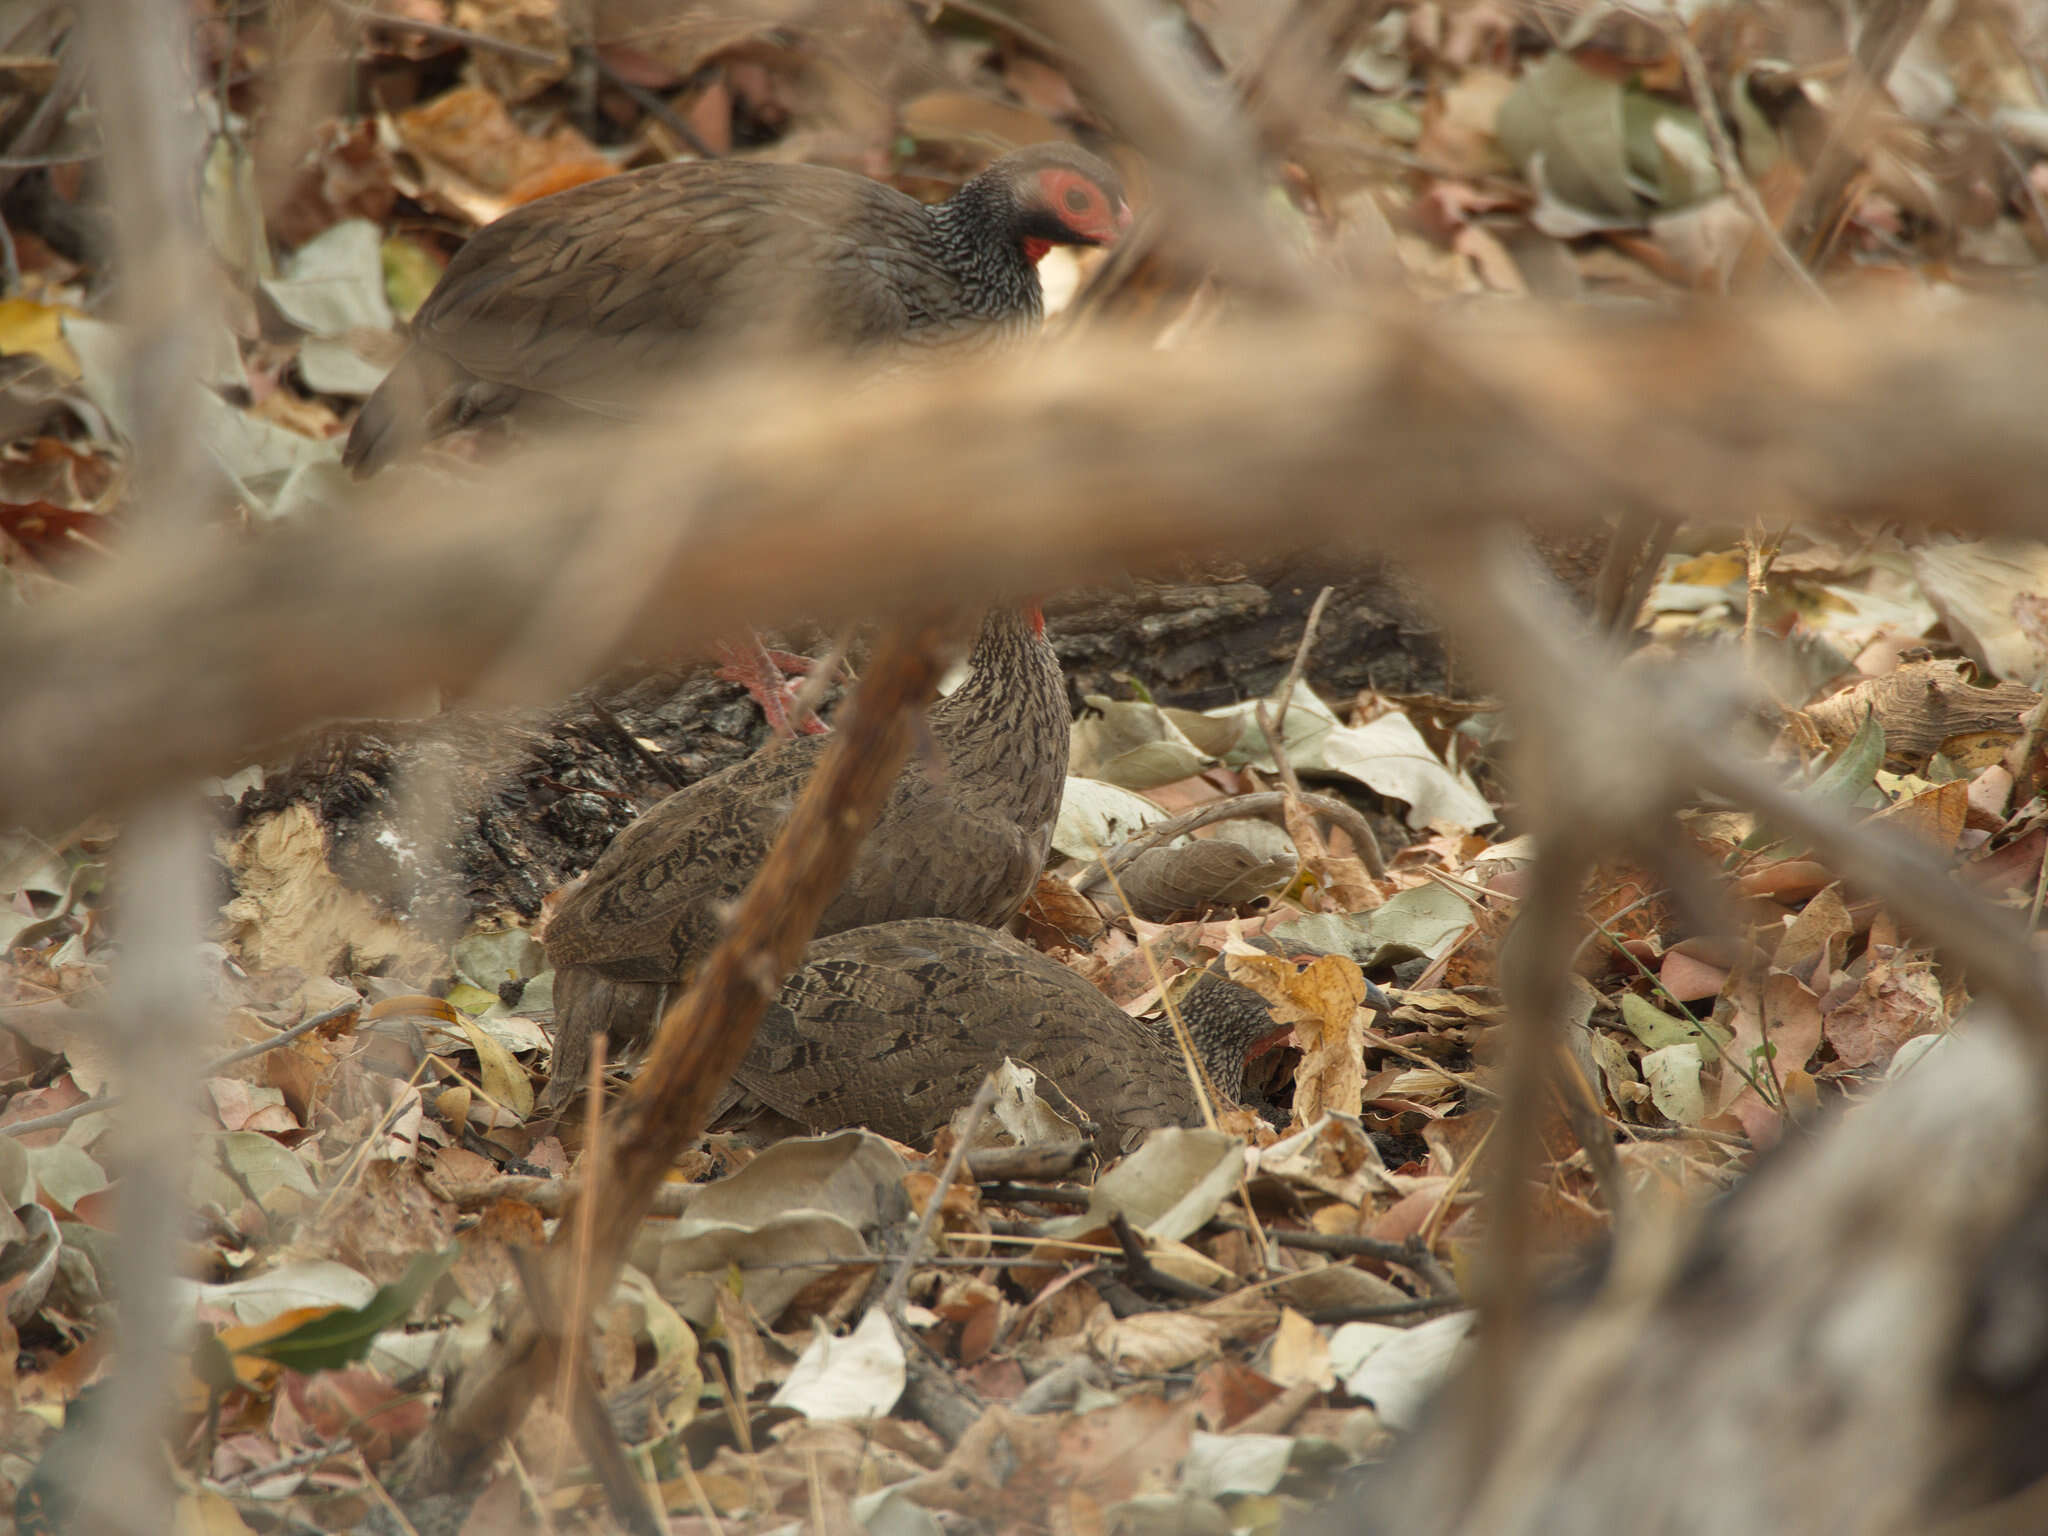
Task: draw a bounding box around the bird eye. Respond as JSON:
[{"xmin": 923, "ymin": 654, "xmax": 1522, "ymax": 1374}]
[{"xmin": 1063, "ymin": 185, "xmax": 1092, "ymax": 213}]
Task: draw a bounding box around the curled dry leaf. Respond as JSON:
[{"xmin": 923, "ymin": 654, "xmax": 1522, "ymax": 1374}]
[
  {"xmin": 389, "ymin": 87, "xmax": 609, "ymax": 223},
  {"xmin": 1090, "ymin": 1304, "xmax": 1231, "ymax": 1376},
  {"xmin": 1821, "ymin": 948, "xmax": 1946, "ymax": 1070},
  {"xmin": 1118, "ymin": 838, "xmax": 1298, "ymax": 920},
  {"xmin": 1802, "ymin": 659, "xmax": 2036, "ymax": 771},
  {"xmin": 1014, "ymin": 869, "xmax": 1106, "ymax": 946}
]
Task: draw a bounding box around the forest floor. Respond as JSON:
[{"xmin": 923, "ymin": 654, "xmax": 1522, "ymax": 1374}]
[{"xmin": 4, "ymin": 0, "xmax": 2048, "ymax": 1531}]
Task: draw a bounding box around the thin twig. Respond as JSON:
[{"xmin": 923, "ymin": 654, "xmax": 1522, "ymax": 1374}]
[
  {"xmin": 0, "ymin": 147, "xmax": 100, "ymax": 169},
  {"xmin": 1090, "ymin": 844, "xmax": 1220, "ymax": 1131},
  {"xmin": 882, "ymin": 1074, "xmax": 996, "ymax": 1320},
  {"xmin": 1420, "ymin": 1116, "xmax": 1494, "ymax": 1256},
  {"xmin": 0, "ymin": 1016, "xmax": 359, "ymax": 1140},
  {"xmin": 1654, "ymin": 6, "xmax": 1828, "ymax": 301},
  {"xmin": 1108, "ymin": 1211, "xmax": 1222, "ymax": 1303},
  {"xmin": 1209, "ymin": 1220, "xmax": 1460, "ymax": 1299},
  {"xmin": 1075, "ymin": 790, "xmax": 1385, "ymax": 889},
  {"xmin": 206, "ymin": 1439, "xmax": 356, "ymax": 1491},
  {"xmin": 1774, "ymin": 0, "xmax": 1939, "ymax": 269},
  {"xmin": 1306, "ymin": 1296, "xmax": 1467, "ymax": 1323},
  {"xmin": 25, "ymin": 309, "xmax": 2048, "ymax": 833},
  {"xmin": 703, "ymin": 1353, "xmax": 772, "ymax": 1513},
  {"xmin": 672, "ymin": 1454, "xmax": 729, "ymax": 1536},
  {"xmin": 322, "ymin": 0, "xmax": 560, "ymax": 66},
  {"xmin": 1551, "ymin": 1035, "xmax": 1632, "ymax": 1220},
  {"xmin": 1271, "ymin": 584, "xmax": 1334, "ymax": 747},
  {"xmin": 785, "ymin": 634, "xmax": 849, "ymax": 734},
  {"xmin": 1256, "ymin": 700, "xmax": 1305, "ymax": 799},
  {"xmin": 1614, "ymin": 1120, "xmax": 1751, "ymax": 1149},
  {"xmin": 979, "ymin": 1181, "xmax": 1094, "ymax": 1206},
  {"xmin": 1743, "ymin": 517, "xmax": 1768, "ymax": 664},
  {"xmin": 1258, "ymin": 585, "xmax": 1333, "ymax": 802},
  {"xmin": 402, "ymin": 623, "xmax": 945, "ymax": 1494},
  {"xmin": 1587, "ymin": 910, "xmax": 1772, "ymax": 1104},
  {"xmin": 359, "ymin": 1456, "xmax": 426, "ymax": 1536},
  {"xmin": 579, "ymin": 45, "xmax": 719, "ymax": 162},
  {"xmin": 204, "ymin": 997, "xmax": 364, "ymax": 1072},
  {"xmin": 589, "ymin": 700, "xmax": 686, "ymax": 789}
]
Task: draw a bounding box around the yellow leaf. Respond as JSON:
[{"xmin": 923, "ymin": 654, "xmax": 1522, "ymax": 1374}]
[
  {"xmin": 459, "ymin": 1016, "xmax": 535, "ymax": 1119},
  {"xmin": 366, "ymin": 993, "xmax": 461, "ymax": 1025},
  {"xmin": 1225, "ymin": 951, "xmax": 1369, "ymax": 1123},
  {"xmin": 0, "ymin": 297, "xmax": 80, "ymax": 378},
  {"xmin": 177, "ymin": 1492, "xmax": 258, "ymax": 1536}
]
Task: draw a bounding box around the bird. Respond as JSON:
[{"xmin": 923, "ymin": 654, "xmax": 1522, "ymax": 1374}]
[
  {"xmin": 735, "ymin": 917, "xmax": 1294, "ymax": 1155},
  {"xmin": 539, "ymin": 605, "xmax": 1070, "ymax": 1116},
  {"xmin": 342, "ymin": 141, "xmax": 1127, "ymax": 734},
  {"xmin": 341, "ymin": 142, "xmax": 1132, "ymax": 476}
]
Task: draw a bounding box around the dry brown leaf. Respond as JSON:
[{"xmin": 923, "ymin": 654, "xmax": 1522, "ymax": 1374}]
[
  {"xmin": 1192, "ymin": 1359, "xmax": 1285, "ymax": 1431},
  {"xmin": 1227, "ymin": 950, "xmax": 1368, "ymax": 1123},
  {"xmin": 1770, "ymin": 883, "xmax": 1853, "ymax": 988},
  {"xmin": 390, "ymin": 87, "xmax": 609, "ymax": 221},
  {"xmin": 1089, "ymin": 1304, "xmax": 1229, "ymax": 1375},
  {"xmin": 1965, "ymin": 826, "xmax": 2046, "ymax": 897},
  {"xmin": 1417, "ymin": 69, "xmax": 1517, "ymax": 178},
  {"xmin": 1736, "ymin": 859, "xmax": 1836, "ymax": 904},
  {"xmin": 451, "ymin": 1195, "xmax": 544, "ymax": 1307},
  {"xmin": 305, "ymin": 1161, "xmax": 457, "ymax": 1288},
  {"xmin": 1014, "ymin": 870, "xmax": 1106, "ymax": 947},
  {"xmin": 1659, "ymin": 946, "xmax": 1730, "ymax": 1003},
  {"xmin": 219, "ymin": 805, "xmax": 444, "ymax": 985},
  {"xmin": 1821, "ymin": 948, "xmax": 1946, "ymax": 1070},
  {"xmin": 1266, "ymin": 1305, "xmax": 1335, "ymax": 1390},
  {"xmin": 1714, "ymin": 970, "xmax": 1826, "ymax": 1141},
  {"xmin": 1803, "ymin": 659, "xmax": 2036, "ymax": 770},
  {"xmin": 1870, "ymin": 778, "xmax": 1970, "ymax": 854}
]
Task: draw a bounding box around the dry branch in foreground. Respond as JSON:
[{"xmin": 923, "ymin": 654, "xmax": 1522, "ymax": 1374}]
[
  {"xmin": 7, "ymin": 304, "xmax": 2048, "ymax": 829},
  {"xmin": 1349, "ymin": 1020, "xmax": 2048, "ymax": 1535},
  {"xmin": 396, "ymin": 622, "xmax": 945, "ymax": 1499}
]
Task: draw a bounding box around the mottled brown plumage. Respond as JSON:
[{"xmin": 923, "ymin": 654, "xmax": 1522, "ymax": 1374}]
[
  {"xmin": 344, "ymin": 143, "xmax": 1128, "ymax": 474},
  {"xmin": 738, "ymin": 918, "xmax": 1288, "ymax": 1154},
  {"xmin": 541, "ymin": 607, "xmax": 1069, "ymax": 1114}
]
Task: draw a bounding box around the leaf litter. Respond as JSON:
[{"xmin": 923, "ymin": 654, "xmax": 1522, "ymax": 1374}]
[{"xmin": 5, "ymin": 0, "xmax": 2048, "ymax": 1526}]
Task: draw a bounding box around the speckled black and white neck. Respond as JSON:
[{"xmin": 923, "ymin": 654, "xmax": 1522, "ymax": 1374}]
[{"xmin": 922, "ymin": 175, "xmax": 1049, "ymax": 329}]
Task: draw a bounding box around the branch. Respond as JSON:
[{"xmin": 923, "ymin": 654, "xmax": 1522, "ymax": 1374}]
[
  {"xmin": 9, "ymin": 306, "xmax": 2048, "ymax": 826},
  {"xmin": 396, "ymin": 621, "xmax": 946, "ymax": 1495}
]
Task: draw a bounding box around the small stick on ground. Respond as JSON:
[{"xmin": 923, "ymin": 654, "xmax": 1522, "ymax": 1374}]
[
  {"xmin": 1075, "ymin": 789, "xmax": 1385, "ymax": 887},
  {"xmin": 1258, "ymin": 585, "xmax": 1328, "ymax": 838},
  {"xmin": 1270, "ymin": 583, "xmax": 1334, "ymax": 755},
  {"xmin": 1109, "ymin": 1211, "xmax": 1223, "ymax": 1303},
  {"xmin": 5, "ymin": 997, "xmax": 365, "ymax": 1139},
  {"xmin": 1656, "ymin": 4, "xmax": 1827, "ymax": 301},
  {"xmin": 882, "ymin": 1074, "xmax": 997, "ymax": 1322}
]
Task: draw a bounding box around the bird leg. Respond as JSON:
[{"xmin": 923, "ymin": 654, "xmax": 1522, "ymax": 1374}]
[{"xmin": 714, "ymin": 632, "xmax": 829, "ymax": 737}]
